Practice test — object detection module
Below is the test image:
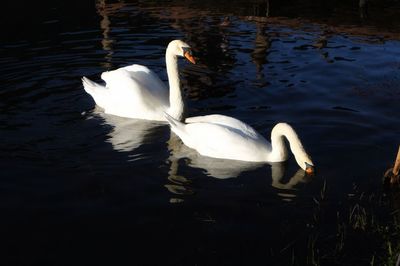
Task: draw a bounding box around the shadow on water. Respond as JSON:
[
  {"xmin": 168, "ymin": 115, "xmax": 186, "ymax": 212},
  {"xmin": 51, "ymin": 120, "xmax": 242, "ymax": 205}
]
[{"xmin": 1, "ymin": 0, "xmax": 400, "ymax": 265}]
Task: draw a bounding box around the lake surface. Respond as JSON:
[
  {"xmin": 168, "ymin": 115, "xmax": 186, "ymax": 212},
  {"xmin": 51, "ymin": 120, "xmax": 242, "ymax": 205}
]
[{"xmin": 1, "ymin": 0, "xmax": 400, "ymax": 265}]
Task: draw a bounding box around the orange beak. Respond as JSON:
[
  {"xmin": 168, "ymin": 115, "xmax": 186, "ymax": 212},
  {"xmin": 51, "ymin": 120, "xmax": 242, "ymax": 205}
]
[
  {"xmin": 305, "ymin": 165, "xmax": 315, "ymax": 175},
  {"xmin": 184, "ymin": 51, "xmax": 196, "ymax": 64}
]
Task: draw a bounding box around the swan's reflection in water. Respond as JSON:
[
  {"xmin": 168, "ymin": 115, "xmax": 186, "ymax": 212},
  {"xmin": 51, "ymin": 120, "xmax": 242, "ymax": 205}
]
[
  {"xmin": 166, "ymin": 133, "xmax": 313, "ymax": 202},
  {"xmin": 89, "ymin": 112, "xmax": 313, "ymax": 202},
  {"xmin": 93, "ymin": 107, "xmax": 162, "ymax": 153}
]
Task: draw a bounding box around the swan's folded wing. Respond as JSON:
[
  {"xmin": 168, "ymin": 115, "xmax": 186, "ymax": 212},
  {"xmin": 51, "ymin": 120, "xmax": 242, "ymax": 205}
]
[
  {"xmin": 122, "ymin": 64, "xmax": 168, "ymax": 99},
  {"xmin": 88, "ymin": 70, "xmax": 162, "ymax": 119},
  {"xmin": 183, "ymin": 122, "xmax": 270, "ymax": 161},
  {"xmin": 185, "ymin": 115, "xmax": 260, "ymax": 139},
  {"xmin": 101, "ymin": 65, "xmax": 169, "ymax": 106},
  {"xmin": 100, "ymin": 66, "xmax": 168, "ymax": 110}
]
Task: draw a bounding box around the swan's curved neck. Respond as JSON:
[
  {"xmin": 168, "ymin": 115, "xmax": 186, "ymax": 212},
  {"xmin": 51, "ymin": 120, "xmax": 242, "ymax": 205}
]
[
  {"xmin": 269, "ymin": 123, "xmax": 308, "ymax": 164},
  {"xmin": 166, "ymin": 51, "xmax": 184, "ymax": 121}
]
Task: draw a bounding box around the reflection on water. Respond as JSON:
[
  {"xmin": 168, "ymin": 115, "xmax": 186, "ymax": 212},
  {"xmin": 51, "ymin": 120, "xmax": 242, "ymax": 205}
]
[
  {"xmin": 251, "ymin": 22, "xmax": 271, "ymax": 85},
  {"xmin": 270, "ymin": 164, "xmax": 311, "ymax": 190},
  {"xmin": 83, "ymin": 114, "xmax": 314, "ymax": 202},
  {"xmin": 167, "ymin": 133, "xmax": 262, "ymax": 180},
  {"xmin": 90, "ymin": 107, "xmax": 162, "ymax": 153},
  {"xmin": 166, "ymin": 133, "xmax": 313, "ymax": 201},
  {"xmin": 96, "ymin": 0, "xmax": 116, "ymax": 68},
  {"xmin": 1, "ymin": 0, "xmax": 400, "ymax": 264}
]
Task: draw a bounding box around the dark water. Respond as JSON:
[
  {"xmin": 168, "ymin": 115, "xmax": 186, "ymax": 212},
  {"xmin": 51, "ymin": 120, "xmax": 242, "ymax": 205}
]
[{"xmin": 1, "ymin": 0, "xmax": 400, "ymax": 265}]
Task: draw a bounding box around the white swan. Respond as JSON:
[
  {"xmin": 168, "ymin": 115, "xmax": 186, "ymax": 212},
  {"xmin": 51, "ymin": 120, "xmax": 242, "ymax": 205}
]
[
  {"xmin": 82, "ymin": 40, "xmax": 196, "ymax": 121},
  {"xmin": 165, "ymin": 113, "xmax": 315, "ymax": 174}
]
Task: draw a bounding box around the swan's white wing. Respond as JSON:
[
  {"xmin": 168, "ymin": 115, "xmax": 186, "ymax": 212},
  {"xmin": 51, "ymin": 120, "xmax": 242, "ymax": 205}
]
[
  {"xmin": 165, "ymin": 112, "xmax": 270, "ymax": 162},
  {"xmin": 101, "ymin": 64, "xmax": 168, "ymax": 104},
  {"xmin": 122, "ymin": 64, "xmax": 168, "ymax": 99},
  {"xmin": 185, "ymin": 114, "xmax": 260, "ymax": 139},
  {"xmin": 183, "ymin": 122, "xmax": 270, "ymax": 161},
  {"xmin": 99, "ymin": 65, "xmax": 168, "ymax": 119}
]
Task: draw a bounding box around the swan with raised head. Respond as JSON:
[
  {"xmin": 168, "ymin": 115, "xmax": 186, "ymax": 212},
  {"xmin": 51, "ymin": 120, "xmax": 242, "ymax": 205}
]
[
  {"xmin": 82, "ymin": 40, "xmax": 196, "ymax": 121},
  {"xmin": 165, "ymin": 113, "xmax": 315, "ymax": 174}
]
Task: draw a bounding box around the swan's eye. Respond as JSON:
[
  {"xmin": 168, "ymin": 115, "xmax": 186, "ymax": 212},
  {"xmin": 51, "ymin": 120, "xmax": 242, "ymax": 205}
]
[{"xmin": 182, "ymin": 47, "xmax": 191, "ymax": 56}]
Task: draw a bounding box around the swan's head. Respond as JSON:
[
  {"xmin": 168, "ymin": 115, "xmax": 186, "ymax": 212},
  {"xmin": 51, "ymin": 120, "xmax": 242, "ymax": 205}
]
[
  {"xmin": 271, "ymin": 123, "xmax": 315, "ymax": 175},
  {"xmin": 294, "ymin": 151, "xmax": 314, "ymax": 175},
  {"xmin": 167, "ymin": 40, "xmax": 196, "ymax": 64}
]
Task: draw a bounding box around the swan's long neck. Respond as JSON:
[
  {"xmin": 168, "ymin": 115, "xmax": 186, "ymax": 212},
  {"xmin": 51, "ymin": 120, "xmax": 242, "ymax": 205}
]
[
  {"xmin": 269, "ymin": 123, "xmax": 311, "ymax": 169},
  {"xmin": 166, "ymin": 51, "xmax": 184, "ymax": 121}
]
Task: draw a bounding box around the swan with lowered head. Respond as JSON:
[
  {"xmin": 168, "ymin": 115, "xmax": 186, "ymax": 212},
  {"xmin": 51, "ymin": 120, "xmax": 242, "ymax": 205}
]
[
  {"xmin": 165, "ymin": 113, "xmax": 315, "ymax": 174},
  {"xmin": 82, "ymin": 40, "xmax": 196, "ymax": 121}
]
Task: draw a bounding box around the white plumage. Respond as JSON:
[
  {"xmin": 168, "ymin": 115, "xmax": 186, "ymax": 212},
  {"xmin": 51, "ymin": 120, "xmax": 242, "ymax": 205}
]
[
  {"xmin": 165, "ymin": 113, "xmax": 315, "ymax": 173},
  {"xmin": 82, "ymin": 40, "xmax": 196, "ymax": 121}
]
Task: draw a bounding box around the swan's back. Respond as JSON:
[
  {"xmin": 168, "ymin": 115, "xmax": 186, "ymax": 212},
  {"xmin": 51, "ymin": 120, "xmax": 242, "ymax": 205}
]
[
  {"xmin": 185, "ymin": 114, "xmax": 260, "ymax": 138},
  {"xmin": 82, "ymin": 64, "xmax": 169, "ymax": 120},
  {"xmin": 102, "ymin": 64, "xmax": 168, "ymax": 101},
  {"xmin": 167, "ymin": 114, "xmax": 271, "ymax": 162}
]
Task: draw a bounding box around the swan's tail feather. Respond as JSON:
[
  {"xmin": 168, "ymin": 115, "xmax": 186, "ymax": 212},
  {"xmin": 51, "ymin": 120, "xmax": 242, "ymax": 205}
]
[
  {"xmin": 164, "ymin": 112, "xmax": 178, "ymax": 126},
  {"xmin": 165, "ymin": 112, "xmax": 194, "ymax": 149},
  {"xmin": 82, "ymin": 77, "xmax": 103, "ymax": 94},
  {"xmin": 82, "ymin": 76, "xmax": 108, "ymax": 107},
  {"xmin": 164, "ymin": 112, "xmax": 185, "ymax": 130}
]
